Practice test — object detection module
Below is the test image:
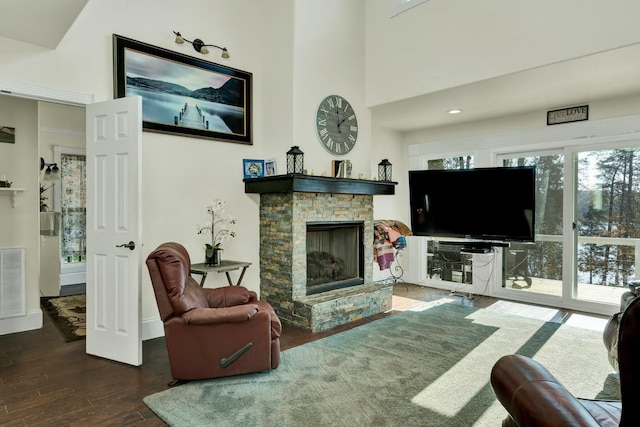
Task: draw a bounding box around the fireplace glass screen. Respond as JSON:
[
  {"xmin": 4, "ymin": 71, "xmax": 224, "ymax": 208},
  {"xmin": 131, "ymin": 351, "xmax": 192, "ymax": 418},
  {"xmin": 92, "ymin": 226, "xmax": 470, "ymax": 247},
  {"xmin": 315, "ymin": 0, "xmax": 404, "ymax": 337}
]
[{"xmin": 306, "ymin": 221, "xmax": 364, "ymax": 295}]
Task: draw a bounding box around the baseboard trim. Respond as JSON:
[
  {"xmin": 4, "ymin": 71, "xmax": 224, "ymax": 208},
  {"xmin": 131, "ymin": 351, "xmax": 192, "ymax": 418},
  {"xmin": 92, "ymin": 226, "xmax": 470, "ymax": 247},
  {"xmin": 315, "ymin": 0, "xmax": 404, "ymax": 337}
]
[
  {"xmin": 142, "ymin": 316, "xmax": 164, "ymax": 341},
  {"xmin": 60, "ymin": 271, "xmax": 86, "ymax": 286},
  {"xmin": 1, "ymin": 310, "xmax": 164, "ymax": 341},
  {"xmin": 0, "ymin": 309, "xmax": 43, "ymax": 335}
]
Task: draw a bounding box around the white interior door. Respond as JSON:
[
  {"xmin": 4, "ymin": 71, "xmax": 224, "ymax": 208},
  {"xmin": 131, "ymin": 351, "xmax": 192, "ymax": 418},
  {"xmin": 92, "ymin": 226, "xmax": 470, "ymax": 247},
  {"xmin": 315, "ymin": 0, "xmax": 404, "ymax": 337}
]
[{"xmin": 85, "ymin": 96, "xmax": 142, "ymax": 366}]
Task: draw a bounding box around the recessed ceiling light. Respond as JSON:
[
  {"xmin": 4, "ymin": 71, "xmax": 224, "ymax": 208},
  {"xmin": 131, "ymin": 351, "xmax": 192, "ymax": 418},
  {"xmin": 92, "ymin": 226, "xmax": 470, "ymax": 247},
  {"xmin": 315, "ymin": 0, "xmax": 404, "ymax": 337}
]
[{"xmin": 447, "ymin": 109, "xmax": 462, "ymax": 114}]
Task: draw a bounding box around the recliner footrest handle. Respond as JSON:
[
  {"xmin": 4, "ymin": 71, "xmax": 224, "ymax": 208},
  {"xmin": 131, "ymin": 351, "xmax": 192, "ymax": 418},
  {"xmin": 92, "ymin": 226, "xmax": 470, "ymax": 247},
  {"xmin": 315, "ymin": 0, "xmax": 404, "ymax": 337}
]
[{"xmin": 220, "ymin": 342, "xmax": 253, "ymax": 368}]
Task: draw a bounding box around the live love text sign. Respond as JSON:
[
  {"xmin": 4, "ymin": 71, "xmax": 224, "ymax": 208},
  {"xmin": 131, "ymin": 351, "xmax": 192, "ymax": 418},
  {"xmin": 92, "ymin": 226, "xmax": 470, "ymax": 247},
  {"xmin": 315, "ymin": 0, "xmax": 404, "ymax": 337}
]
[{"xmin": 547, "ymin": 105, "xmax": 589, "ymax": 125}]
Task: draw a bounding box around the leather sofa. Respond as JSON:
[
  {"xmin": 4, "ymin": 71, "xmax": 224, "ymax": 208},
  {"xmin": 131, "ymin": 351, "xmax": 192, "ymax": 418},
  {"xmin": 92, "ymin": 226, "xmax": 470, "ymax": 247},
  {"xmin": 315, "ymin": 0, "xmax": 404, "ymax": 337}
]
[
  {"xmin": 491, "ymin": 295, "xmax": 640, "ymax": 426},
  {"xmin": 604, "ymin": 283, "xmax": 640, "ymax": 371},
  {"xmin": 146, "ymin": 242, "xmax": 281, "ymax": 383}
]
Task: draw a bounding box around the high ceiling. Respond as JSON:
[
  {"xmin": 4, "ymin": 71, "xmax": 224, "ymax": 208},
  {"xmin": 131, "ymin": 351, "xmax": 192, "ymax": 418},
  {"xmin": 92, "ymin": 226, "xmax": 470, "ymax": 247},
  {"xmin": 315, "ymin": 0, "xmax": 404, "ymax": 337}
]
[
  {"xmin": 370, "ymin": 43, "xmax": 640, "ymax": 132},
  {"xmin": 0, "ymin": 0, "xmax": 88, "ymax": 49},
  {"xmin": 2, "ymin": 1, "xmax": 639, "ymax": 133}
]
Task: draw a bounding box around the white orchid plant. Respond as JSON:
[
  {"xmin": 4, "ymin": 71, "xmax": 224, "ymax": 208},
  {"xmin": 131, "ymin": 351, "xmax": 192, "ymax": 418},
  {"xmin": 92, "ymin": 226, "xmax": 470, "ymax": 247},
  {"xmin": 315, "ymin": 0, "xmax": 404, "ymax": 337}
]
[{"xmin": 197, "ymin": 199, "xmax": 237, "ymax": 251}]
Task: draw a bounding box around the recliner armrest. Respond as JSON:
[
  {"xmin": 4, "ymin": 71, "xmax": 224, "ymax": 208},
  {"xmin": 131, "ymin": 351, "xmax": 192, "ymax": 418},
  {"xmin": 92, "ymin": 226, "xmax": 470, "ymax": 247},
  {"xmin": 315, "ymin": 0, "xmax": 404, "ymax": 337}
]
[
  {"xmin": 181, "ymin": 304, "xmax": 259, "ymax": 324},
  {"xmin": 202, "ymin": 286, "xmax": 253, "ymax": 308},
  {"xmin": 491, "ymin": 354, "xmax": 601, "ymax": 427}
]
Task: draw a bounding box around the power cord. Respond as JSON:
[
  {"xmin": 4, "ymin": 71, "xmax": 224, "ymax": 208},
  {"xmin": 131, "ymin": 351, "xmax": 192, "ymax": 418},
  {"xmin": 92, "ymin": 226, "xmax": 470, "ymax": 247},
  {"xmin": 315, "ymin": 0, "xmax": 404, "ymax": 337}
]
[
  {"xmin": 474, "ymin": 249, "xmax": 498, "ymax": 296},
  {"xmin": 450, "ymin": 249, "xmax": 497, "ymax": 299}
]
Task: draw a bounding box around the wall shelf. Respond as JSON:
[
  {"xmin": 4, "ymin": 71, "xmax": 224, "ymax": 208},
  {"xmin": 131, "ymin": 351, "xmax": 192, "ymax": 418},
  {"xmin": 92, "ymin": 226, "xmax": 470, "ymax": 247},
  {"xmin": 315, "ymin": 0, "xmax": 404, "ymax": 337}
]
[{"xmin": 0, "ymin": 188, "xmax": 26, "ymax": 208}]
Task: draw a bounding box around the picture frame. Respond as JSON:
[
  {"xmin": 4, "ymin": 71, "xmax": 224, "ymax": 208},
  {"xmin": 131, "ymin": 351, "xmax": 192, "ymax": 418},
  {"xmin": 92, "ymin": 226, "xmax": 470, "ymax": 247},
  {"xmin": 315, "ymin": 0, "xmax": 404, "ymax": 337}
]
[
  {"xmin": 265, "ymin": 159, "xmax": 277, "ymax": 176},
  {"xmin": 332, "ymin": 160, "xmax": 343, "ymax": 178},
  {"xmin": 243, "ymin": 159, "xmax": 265, "ymax": 179},
  {"xmin": 0, "ymin": 126, "xmax": 15, "ymax": 144},
  {"xmin": 546, "ymin": 105, "xmax": 588, "ymax": 126},
  {"xmin": 113, "ymin": 34, "xmax": 252, "ymax": 144}
]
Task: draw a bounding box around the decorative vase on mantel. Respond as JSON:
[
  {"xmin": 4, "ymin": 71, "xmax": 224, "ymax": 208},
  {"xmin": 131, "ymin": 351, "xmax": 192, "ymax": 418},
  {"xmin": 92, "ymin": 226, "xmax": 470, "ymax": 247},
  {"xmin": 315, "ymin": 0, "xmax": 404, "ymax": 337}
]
[{"xmin": 205, "ymin": 244, "xmax": 222, "ymax": 267}]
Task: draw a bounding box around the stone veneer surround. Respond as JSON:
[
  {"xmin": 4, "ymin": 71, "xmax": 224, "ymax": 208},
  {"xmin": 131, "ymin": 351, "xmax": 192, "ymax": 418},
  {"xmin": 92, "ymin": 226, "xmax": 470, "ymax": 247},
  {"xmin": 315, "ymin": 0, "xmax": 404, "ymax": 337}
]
[{"xmin": 259, "ymin": 192, "xmax": 393, "ymax": 332}]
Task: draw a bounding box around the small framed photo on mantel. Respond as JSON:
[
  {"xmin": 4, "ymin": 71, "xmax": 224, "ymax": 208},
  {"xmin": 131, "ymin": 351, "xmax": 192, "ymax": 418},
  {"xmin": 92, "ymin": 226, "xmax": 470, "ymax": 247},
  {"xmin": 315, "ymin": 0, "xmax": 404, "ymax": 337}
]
[
  {"xmin": 243, "ymin": 159, "xmax": 265, "ymax": 179},
  {"xmin": 332, "ymin": 160, "xmax": 343, "ymax": 178},
  {"xmin": 265, "ymin": 159, "xmax": 277, "ymax": 176}
]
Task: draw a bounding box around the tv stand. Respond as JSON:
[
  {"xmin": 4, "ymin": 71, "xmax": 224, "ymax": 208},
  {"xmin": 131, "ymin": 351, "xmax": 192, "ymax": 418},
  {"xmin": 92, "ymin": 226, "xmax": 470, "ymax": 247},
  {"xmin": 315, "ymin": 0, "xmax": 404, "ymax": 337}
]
[
  {"xmin": 440, "ymin": 240, "xmax": 509, "ymax": 254},
  {"xmin": 428, "ymin": 240, "xmax": 504, "ymax": 298}
]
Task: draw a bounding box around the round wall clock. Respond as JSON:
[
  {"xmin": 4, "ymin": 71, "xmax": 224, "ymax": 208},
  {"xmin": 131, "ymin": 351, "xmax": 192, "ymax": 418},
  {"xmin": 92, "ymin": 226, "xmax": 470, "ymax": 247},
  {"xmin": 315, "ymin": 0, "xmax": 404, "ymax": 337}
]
[{"xmin": 315, "ymin": 95, "xmax": 358, "ymax": 155}]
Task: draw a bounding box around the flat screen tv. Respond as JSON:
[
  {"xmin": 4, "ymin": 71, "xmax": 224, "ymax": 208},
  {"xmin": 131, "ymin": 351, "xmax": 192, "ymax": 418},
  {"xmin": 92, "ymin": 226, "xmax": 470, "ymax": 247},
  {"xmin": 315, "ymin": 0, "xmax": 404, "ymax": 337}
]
[{"xmin": 409, "ymin": 166, "xmax": 536, "ymax": 243}]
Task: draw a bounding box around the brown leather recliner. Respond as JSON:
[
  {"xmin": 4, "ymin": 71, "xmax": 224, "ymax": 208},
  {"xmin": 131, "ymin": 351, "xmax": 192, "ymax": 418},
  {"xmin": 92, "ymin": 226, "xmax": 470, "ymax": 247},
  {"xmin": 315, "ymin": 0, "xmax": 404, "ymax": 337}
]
[
  {"xmin": 146, "ymin": 242, "xmax": 281, "ymax": 383},
  {"xmin": 491, "ymin": 295, "xmax": 640, "ymax": 426}
]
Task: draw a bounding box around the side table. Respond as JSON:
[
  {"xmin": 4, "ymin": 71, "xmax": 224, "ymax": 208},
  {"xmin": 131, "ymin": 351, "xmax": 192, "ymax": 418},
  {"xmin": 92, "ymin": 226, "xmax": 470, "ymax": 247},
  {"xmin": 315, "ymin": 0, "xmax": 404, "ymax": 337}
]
[{"xmin": 190, "ymin": 260, "xmax": 252, "ymax": 287}]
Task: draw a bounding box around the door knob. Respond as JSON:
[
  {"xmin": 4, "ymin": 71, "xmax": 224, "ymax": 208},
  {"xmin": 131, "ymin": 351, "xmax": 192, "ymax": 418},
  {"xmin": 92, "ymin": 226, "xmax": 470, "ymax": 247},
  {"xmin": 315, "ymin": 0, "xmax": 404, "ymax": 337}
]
[{"xmin": 116, "ymin": 241, "xmax": 136, "ymax": 250}]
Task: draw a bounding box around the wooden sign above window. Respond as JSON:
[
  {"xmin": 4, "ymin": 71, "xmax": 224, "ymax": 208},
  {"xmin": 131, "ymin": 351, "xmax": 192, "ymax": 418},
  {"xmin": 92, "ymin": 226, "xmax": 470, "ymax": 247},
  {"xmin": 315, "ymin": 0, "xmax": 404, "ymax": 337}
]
[{"xmin": 547, "ymin": 105, "xmax": 589, "ymax": 126}]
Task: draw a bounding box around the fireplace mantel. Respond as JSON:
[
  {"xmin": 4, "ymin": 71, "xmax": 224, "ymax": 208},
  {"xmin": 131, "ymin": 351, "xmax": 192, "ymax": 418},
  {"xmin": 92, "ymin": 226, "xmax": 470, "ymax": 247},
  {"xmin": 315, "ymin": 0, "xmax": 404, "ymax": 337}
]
[{"xmin": 244, "ymin": 174, "xmax": 397, "ymax": 195}]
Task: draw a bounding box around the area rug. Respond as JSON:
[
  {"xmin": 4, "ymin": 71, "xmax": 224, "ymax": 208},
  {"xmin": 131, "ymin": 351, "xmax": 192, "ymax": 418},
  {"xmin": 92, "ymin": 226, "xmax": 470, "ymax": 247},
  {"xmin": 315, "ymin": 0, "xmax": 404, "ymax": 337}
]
[
  {"xmin": 143, "ymin": 300, "xmax": 619, "ymax": 427},
  {"xmin": 40, "ymin": 294, "xmax": 86, "ymax": 342}
]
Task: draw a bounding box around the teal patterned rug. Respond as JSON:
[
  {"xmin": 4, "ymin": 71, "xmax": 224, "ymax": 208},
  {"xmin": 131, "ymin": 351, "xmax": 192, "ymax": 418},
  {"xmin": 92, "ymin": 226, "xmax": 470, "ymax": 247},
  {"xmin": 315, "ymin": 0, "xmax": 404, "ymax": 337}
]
[{"xmin": 144, "ymin": 300, "xmax": 619, "ymax": 427}]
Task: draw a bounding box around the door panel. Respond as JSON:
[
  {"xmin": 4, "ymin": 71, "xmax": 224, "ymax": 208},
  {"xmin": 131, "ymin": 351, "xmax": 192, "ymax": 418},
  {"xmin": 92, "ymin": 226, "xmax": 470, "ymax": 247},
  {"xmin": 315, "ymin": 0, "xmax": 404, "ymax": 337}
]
[{"xmin": 86, "ymin": 96, "xmax": 142, "ymax": 366}]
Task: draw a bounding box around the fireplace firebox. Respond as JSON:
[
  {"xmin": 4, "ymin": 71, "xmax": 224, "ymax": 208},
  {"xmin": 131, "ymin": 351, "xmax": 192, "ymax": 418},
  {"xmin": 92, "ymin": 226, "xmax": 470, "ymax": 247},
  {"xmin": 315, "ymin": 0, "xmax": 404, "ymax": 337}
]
[{"xmin": 306, "ymin": 221, "xmax": 364, "ymax": 295}]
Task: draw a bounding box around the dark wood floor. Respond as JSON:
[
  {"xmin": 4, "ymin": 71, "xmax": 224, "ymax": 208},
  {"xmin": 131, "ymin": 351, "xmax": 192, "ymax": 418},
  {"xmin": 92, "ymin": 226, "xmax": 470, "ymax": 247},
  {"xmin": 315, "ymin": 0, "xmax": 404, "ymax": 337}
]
[{"xmin": 0, "ymin": 284, "xmax": 604, "ymax": 426}]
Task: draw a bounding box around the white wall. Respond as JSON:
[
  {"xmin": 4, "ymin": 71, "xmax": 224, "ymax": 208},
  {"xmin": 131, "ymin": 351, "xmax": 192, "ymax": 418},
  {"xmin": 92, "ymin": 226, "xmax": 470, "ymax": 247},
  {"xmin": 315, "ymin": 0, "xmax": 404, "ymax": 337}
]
[
  {"xmin": 0, "ymin": 97, "xmax": 41, "ymax": 333},
  {"xmin": 0, "ymin": 0, "xmax": 411, "ymax": 336},
  {"xmin": 365, "ymin": 0, "xmax": 640, "ymax": 107},
  {"xmin": 371, "ymin": 126, "xmax": 408, "ymax": 222},
  {"xmin": 290, "ymin": 0, "xmax": 404, "ymax": 218},
  {"xmin": 292, "ymin": 0, "xmax": 372, "ymax": 179},
  {"xmin": 0, "ymin": 0, "xmax": 300, "ymax": 332}
]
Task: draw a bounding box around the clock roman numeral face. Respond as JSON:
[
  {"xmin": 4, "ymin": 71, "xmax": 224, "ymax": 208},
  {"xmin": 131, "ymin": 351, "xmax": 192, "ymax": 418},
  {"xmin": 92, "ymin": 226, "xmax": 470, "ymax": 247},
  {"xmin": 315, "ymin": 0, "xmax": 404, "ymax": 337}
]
[{"xmin": 315, "ymin": 95, "xmax": 358, "ymax": 156}]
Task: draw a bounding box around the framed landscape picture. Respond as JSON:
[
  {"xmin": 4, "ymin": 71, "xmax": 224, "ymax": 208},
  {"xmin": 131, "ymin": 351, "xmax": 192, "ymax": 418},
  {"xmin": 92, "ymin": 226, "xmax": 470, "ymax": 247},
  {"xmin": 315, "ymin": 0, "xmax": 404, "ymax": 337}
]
[{"xmin": 113, "ymin": 34, "xmax": 252, "ymax": 144}]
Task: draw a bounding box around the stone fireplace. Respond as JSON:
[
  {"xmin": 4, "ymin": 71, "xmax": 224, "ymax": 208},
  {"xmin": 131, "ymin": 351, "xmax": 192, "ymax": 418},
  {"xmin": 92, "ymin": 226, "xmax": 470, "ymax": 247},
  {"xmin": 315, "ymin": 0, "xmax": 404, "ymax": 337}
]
[{"xmin": 245, "ymin": 175, "xmax": 396, "ymax": 332}]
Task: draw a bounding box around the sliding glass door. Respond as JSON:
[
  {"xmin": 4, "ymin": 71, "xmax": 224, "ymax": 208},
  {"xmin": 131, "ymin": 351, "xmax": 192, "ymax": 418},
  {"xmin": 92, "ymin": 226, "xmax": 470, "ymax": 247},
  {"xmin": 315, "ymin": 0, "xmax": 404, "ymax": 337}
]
[
  {"xmin": 501, "ymin": 152, "xmax": 564, "ymax": 299},
  {"xmin": 574, "ymin": 147, "xmax": 638, "ymax": 306},
  {"xmin": 497, "ymin": 142, "xmax": 640, "ymax": 313}
]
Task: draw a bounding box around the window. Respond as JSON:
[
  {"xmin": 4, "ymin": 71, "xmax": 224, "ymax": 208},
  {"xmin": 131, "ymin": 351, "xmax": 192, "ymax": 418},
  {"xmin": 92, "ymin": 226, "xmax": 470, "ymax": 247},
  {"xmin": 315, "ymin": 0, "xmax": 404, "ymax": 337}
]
[
  {"xmin": 575, "ymin": 147, "xmax": 640, "ymax": 303},
  {"xmin": 60, "ymin": 153, "xmax": 86, "ymax": 263},
  {"xmin": 428, "ymin": 155, "xmax": 474, "ymax": 170},
  {"xmin": 499, "ymin": 147, "xmax": 634, "ymax": 306}
]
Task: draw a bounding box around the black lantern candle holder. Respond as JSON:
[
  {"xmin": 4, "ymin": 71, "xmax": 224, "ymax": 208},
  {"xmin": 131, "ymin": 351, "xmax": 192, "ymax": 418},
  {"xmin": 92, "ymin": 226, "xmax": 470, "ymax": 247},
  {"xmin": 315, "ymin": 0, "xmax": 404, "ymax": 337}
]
[
  {"xmin": 378, "ymin": 159, "xmax": 392, "ymax": 181},
  {"xmin": 287, "ymin": 146, "xmax": 304, "ymax": 175}
]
